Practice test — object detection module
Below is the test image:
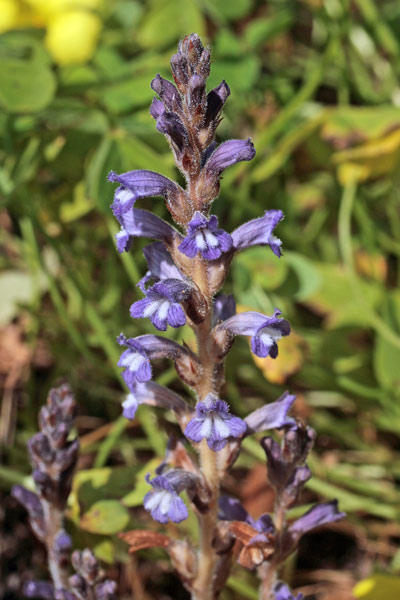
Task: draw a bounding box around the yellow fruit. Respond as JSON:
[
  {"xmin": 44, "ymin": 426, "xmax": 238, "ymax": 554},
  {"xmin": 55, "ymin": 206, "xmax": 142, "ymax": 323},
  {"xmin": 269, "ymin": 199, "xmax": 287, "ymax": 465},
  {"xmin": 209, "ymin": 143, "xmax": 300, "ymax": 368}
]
[
  {"xmin": 45, "ymin": 10, "xmax": 101, "ymax": 65},
  {"xmin": 0, "ymin": 0, "xmax": 19, "ymax": 33}
]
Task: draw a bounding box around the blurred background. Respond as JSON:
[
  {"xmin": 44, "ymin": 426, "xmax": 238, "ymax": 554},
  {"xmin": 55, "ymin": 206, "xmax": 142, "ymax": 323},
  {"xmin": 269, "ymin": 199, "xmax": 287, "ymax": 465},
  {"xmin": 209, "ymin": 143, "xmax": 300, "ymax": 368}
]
[{"xmin": 1, "ymin": 0, "xmax": 400, "ymax": 599}]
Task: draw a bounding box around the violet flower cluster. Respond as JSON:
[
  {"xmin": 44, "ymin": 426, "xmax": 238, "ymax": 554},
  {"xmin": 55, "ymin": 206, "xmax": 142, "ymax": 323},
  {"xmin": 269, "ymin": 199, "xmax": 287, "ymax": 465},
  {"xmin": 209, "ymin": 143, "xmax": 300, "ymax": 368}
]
[
  {"xmin": 108, "ymin": 34, "xmax": 345, "ymax": 600},
  {"xmin": 12, "ymin": 385, "xmax": 117, "ymax": 600}
]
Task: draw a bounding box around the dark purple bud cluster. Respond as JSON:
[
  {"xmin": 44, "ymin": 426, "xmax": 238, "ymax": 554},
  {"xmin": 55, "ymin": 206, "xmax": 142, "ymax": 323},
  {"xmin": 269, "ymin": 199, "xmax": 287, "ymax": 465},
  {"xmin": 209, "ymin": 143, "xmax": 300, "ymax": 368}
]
[
  {"xmin": 69, "ymin": 550, "xmax": 117, "ymax": 600},
  {"xmin": 12, "ymin": 386, "xmax": 118, "ymax": 600},
  {"xmin": 26, "ymin": 384, "xmax": 79, "ymax": 509}
]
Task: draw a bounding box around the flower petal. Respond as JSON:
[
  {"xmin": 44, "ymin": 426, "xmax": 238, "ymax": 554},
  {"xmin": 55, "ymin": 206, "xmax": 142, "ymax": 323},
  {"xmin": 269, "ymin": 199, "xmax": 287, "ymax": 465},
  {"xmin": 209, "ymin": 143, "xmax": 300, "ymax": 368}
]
[
  {"xmin": 116, "ymin": 208, "xmax": 176, "ymax": 253},
  {"xmin": 232, "ymin": 210, "xmax": 284, "ymax": 257},
  {"xmin": 205, "ymin": 138, "xmax": 255, "ymax": 175},
  {"xmin": 289, "ymin": 500, "xmax": 345, "ymax": 538},
  {"xmin": 142, "ymin": 242, "xmax": 184, "ymax": 284},
  {"xmin": 108, "ymin": 169, "xmax": 180, "ymax": 217},
  {"xmin": 204, "ymin": 80, "xmax": 230, "ymax": 125},
  {"xmin": 245, "ymin": 392, "xmax": 296, "ymax": 434}
]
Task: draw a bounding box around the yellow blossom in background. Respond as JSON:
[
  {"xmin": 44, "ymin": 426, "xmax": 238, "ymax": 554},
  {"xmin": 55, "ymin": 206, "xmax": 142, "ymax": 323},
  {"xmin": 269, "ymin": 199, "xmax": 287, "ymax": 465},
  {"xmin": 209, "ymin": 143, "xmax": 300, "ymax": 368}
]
[
  {"xmin": 45, "ymin": 10, "xmax": 101, "ymax": 65},
  {"xmin": 0, "ymin": 0, "xmax": 103, "ymax": 64},
  {"xmin": 0, "ymin": 0, "xmax": 20, "ymax": 32},
  {"xmin": 252, "ymin": 331, "xmax": 306, "ymax": 384},
  {"xmin": 353, "ymin": 574, "xmax": 400, "ymax": 599}
]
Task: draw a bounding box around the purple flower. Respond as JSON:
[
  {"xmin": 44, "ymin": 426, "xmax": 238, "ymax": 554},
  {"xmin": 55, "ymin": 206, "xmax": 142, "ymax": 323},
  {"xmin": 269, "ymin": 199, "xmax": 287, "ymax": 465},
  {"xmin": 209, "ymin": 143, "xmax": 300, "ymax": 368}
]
[
  {"xmin": 245, "ymin": 392, "xmax": 296, "ymax": 434},
  {"xmin": 184, "ymin": 394, "xmax": 246, "ymax": 451},
  {"xmin": 274, "ymin": 582, "xmax": 303, "ymax": 600},
  {"xmin": 178, "ymin": 212, "xmax": 233, "ymax": 260},
  {"xmin": 94, "ymin": 581, "xmax": 118, "ymax": 600},
  {"xmin": 122, "ymin": 393, "xmax": 139, "ymax": 420},
  {"xmin": 143, "ymin": 242, "xmax": 184, "ymax": 282},
  {"xmin": 205, "ymin": 138, "xmax": 255, "ymax": 175},
  {"xmin": 24, "ymin": 581, "xmax": 55, "ymax": 600},
  {"xmin": 115, "ymin": 208, "xmax": 176, "ymax": 253},
  {"xmin": 219, "ymin": 308, "xmax": 290, "ymax": 358},
  {"xmin": 108, "ymin": 170, "xmax": 182, "ymax": 218},
  {"xmin": 232, "ymin": 210, "xmax": 284, "ymax": 258},
  {"xmin": 204, "ymin": 80, "xmax": 230, "ymax": 125},
  {"xmin": 151, "ymin": 74, "xmax": 182, "ymax": 112},
  {"xmin": 143, "ymin": 471, "xmax": 190, "ymax": 524},
  {"xmin": 289, "ymin": 500, "xmax": 346, "ymax": 540},
  {"xmin": 117, "ymin": 334, "xmax": 152, "ymax": 387},
  {"xmin": 122, "ymin": 381, "xmax": 188, "ymax": 421},
  {"xmin": 156, "ymin": 112, "xmax": 188, "ymax": 152},
  {"xmin": 130, "ymin": 279, "xmax": 189, "ymax": 331}
]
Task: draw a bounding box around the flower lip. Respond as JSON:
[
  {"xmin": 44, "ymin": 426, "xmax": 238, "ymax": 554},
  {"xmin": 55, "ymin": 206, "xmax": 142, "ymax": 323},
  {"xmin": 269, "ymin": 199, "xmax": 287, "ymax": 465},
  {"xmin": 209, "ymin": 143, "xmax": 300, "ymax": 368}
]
[
  {"xmin": 143, "ymin": 470, "xmax": 192, "ymax": 524},
  {"xmin": 245, "ymin": 391, "xmax": 297, "ymax": 434},
  {"xmin": 289, "ymin": 500, "xmax": 346, "ymax": 537},
  {"xmin": 117, "ymin": 334, "xmax": 152, "ymax": 387},
  {"xmin": 108, "ymin": 169, "xmax": 179, "ymax": 218},
  {"xmin": 218, "ymin": 309, "xmax": 290, "ymax": 359},
  {"xmin": 130, "ymin": 279, "xmax": 189, "ymax": 331},
  {"xmin": 184, "ymin": 394, "xmax": 246, "ymax": 451},
  {"xmin": 115, "ymin": 208, "xmax": 176, "ymax": 254},
  {"xmin": 178, "ymin": 211, "xmax": 233, "ymax": 261}
]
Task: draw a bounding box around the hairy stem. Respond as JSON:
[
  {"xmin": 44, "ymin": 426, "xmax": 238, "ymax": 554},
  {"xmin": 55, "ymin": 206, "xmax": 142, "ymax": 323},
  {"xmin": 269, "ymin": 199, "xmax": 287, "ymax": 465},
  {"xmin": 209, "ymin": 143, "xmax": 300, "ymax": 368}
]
[
  {"xmin": 191, "ymin": 259, "xmax": 221, "ymax": 600},
  {"xmin": 42, "ymin": 500, "xmax": 69, "ymax": 590},
  {"xmin": 258, "ymin": 562, "xmax": 277, "ymax": 600}
]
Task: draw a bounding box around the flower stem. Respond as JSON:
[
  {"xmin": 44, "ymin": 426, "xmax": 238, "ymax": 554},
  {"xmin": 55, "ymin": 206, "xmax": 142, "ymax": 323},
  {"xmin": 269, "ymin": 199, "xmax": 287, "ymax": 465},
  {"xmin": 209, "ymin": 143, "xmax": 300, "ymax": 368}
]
[
  {"xmin": 193, "ymin": 442, "xmax": 219, "ymax": 600},
  {"xmin": 258, "ymin": 562, "xmax": 277, "ymax": 600},
  {"xmin": 191, "ymin": 258, "xmax": 221, "ymax": 600},
  {"xmin": 42, "ymin": 500, "xmax": 69, "ymax": 590}
]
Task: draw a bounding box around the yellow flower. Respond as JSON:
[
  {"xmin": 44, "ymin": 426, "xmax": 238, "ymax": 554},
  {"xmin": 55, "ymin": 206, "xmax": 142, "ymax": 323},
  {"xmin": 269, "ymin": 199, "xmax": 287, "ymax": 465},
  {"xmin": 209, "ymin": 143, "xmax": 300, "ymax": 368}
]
[
  {"xmin": 0, "ymin": 0, "xmax": 19, "ymax": 33},
  {"xmin": 45, "ymin": 10, "xmax": 101, "ymax": 65}
]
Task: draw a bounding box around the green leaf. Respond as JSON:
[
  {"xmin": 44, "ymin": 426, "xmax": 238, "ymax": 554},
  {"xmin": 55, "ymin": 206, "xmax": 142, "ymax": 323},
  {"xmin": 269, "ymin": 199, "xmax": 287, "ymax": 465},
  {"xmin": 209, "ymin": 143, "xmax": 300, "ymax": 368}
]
[
  {"xmin": 284, "ymin": 252, "xmax": 322, "ymax": 302},
  {"xmin": 243, "ymin": 11, "xmax": 294, "ymax": 49},
  {"xmin": 86, "ymin": 135, "xmax": 118, "ymax": 214},
  {"xmin": 0, "ymin": 35, "xmax": 56, "ymax": 113},
  {"xmin": 233, "ymin": 247, "xmax": 288, "ymax": 291},
  {"xmin": 137, "ymin": 0, "xmax": 205, "ymax": 50},
  {"xmin": 208, "ymin": 55, "xmax": 260, "ymax": 92},
  {"xmin": 211, "ymin": 0, "xmax": 253, "ymax": 20},
  {"xmin": 304, "ymin": 263, "xmax": 382, "ymax": 328},
  {"xmin": 98, "ymin": 73, "xmax": 154, "ymax": 113},
  {"xmin": 80, "ymin": 500, "xmax": 130, "ymax": 535},
  {"xmin": 373, "ymin": 292, "xmax": 400, "ymax": 391},
  {"xmin": 321, "ymin": 105, "xmax": 400, "ymax": 148},
  {"xmin": 70, "ymin": 465, "xmax": 141, "ymax": 521}
]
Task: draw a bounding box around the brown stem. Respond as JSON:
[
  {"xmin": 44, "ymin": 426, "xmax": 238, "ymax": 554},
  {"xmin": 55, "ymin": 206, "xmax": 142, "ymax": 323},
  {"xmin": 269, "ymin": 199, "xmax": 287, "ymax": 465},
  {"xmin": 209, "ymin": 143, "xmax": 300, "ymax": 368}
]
[
  {"xmin": 42, "ymin": 500, "xmax": 69, "ymax": 590},
  {"xmin": 191, "ymin": 258, "xmax": 223, "ymax": 600},
  {"xmin": 258, "ymin": 562, "xmax": 277, "ymax": 600}
]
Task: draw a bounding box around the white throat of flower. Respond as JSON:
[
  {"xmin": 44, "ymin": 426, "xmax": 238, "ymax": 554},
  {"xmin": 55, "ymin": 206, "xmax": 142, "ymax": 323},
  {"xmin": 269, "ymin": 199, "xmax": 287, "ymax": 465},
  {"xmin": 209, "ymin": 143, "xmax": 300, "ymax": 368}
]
[{"xmin": 121, "ymin": 351, "xmax": 147, "ymax": 372}]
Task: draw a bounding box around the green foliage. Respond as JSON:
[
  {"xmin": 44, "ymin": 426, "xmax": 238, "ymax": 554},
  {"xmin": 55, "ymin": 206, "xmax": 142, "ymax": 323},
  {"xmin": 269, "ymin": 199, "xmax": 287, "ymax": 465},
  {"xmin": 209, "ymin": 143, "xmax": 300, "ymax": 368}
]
[{"xmin": 0, "ymin": 34, "xmax": 56, "ymax": 112}]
